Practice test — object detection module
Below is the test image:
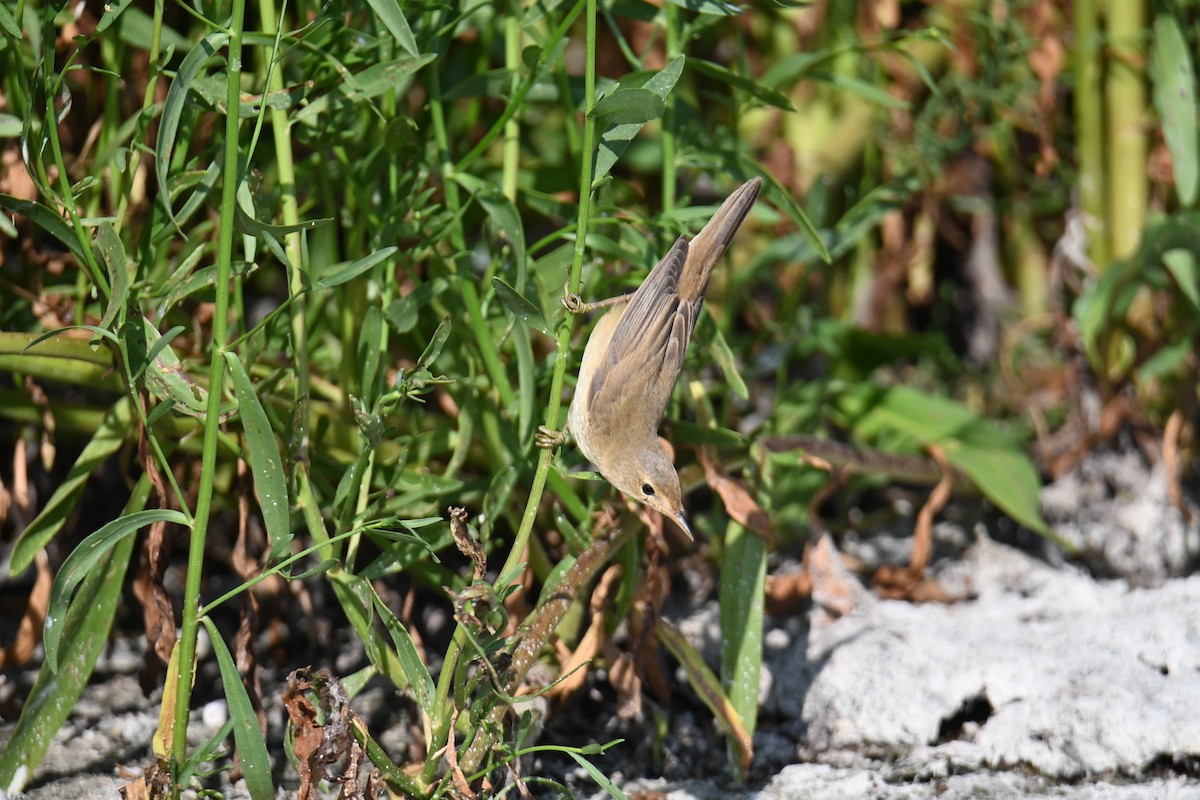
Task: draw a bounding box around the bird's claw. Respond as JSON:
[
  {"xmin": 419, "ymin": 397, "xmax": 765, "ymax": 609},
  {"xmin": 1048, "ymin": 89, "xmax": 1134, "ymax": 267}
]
[
  {"xmin": 535, "ymin": 425, "xmax": 568, "ymax": 450},
  {"xmin": 560, "ymin": 281, "xmax": 589, "ymax": 314}
]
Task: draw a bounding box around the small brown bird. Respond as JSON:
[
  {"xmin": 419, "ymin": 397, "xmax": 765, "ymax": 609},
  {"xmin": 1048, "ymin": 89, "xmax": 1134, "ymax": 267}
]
[{"xmin": 555, "ymin": 178, "xmax": 762, "ymax": 538}]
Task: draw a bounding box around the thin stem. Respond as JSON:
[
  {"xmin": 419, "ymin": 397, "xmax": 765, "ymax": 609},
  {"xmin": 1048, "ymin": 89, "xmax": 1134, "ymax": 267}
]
[
  {"xmin": 662, "ymin": 3, "xmax": 679, "ymax": 214},
  {"xmin": 170, "ymin": 0, "xmax": 245, "ymax": 784}
]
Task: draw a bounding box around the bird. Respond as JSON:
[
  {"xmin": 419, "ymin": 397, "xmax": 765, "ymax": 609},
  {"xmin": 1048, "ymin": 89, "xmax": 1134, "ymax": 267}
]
[{"xmin": 542, "ymin": 178, "xmax": 762, "ymax": 538}]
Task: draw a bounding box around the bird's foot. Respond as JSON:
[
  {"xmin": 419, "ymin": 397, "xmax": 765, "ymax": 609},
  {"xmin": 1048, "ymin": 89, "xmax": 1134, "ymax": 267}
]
[{"xmin": 535, "ymin": 425, "xmax": 569, "ymax": 450}]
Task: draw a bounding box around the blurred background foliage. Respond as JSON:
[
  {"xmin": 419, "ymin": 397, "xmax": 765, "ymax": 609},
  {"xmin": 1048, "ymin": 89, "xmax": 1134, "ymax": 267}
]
[{"xmin": 0, "ymin": 0, "xmax": 1197, "ymax": 795}]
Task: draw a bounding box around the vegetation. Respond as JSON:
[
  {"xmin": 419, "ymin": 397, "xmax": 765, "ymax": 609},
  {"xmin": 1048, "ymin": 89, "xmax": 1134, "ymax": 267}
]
[{"xmin": 0, "ymin": 0, "xmax": 1195, "ymax": 796}]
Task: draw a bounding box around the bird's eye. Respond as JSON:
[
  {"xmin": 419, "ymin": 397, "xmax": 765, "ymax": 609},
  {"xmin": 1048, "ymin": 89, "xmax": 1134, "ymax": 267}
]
[{"xmin": 642, "ymin": 483, "xmax": 655, "ymax": 496}]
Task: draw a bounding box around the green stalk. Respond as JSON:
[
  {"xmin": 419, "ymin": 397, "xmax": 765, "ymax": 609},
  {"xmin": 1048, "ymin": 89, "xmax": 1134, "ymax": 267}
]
[
  {"xmin": 1105, "ymin": 0, "xmax": 1147, "ymax": 262},
  {"xmin": 170, "ymin": 0, "xmax": 245, "ymax": 784},
  {"xmin": 501, "ymin": 0, "xmax": 596, "ymax": 594},
  {"xmin": 662, "ymin": 3, "xmax": 679, "ymax": 213},
  {"xmin": 1073, "ymin": 0, "xmax": 1107, "ymax": 270},
  {"xmin": 423, "ymin": 0, "xmax": 599, "ymax": 782},
  {"xmin": 502, "ymin": 0, "xmax": 521, "ymax": 202},
  {"xmin": 257, "ymin": 0, "xmax": 315, "ymax": 546}
]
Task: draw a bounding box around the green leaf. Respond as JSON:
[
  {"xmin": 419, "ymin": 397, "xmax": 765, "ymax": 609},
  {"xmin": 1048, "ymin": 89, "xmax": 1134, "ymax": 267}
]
[
  {"xmin": 132, "ymin": 317, "xmax": 227, "ymax": 419},
  {"xmin": 941, "ymin": 436, "xmax": 1049, "ymax": 537},
  {"xmin": 295, "ymin": 55, "xmax": 436, "ymax": 125},
  {"xmin": 589, "ymin": 86, "xmax": 666, "ymax": 125},
  {"xmin": 1162, "ymin": 248, "xmax": 1200, "ymax": 312},
  {"xmin": 689, "ymin": 59, "xmax": 796, "ymax": 111},
  {"xmin": 1137, "ymin": 337, "xmax": 1191, "ymax": 383},
  {"xmin": 1151, "ymin": 14, "xmax": 1198, "ymax": 208},
  {"xmin": 452, "ymin": 172, "xmax": 526, "ymax": 289},
  {"xmin": 566, "ymin": 751, "xmax": 632, "ymax": 800},
  {"xmin": 370, "ymin": 592, "xmax": 436, "ymax": 718},
  {"xmin": 95, "ymin": 0, "xmax": 135, "ymax": 34},
  {"xmin": 329, "ymin": 570, "xmax": 410, "ymax": 691},
  {"xmin": 839, "ymin": 385, "xmax": 1050, "ymax": 536},
  {"xmin": 364, "ymin": 0, "xmax": 419, "ymax": 56},
  {"xmin": 706, "ymin": 323, "xmax": 748, "ymax": 399},
  {"xmin": 157, "ymin": 31, "xmax": 229, "ymax": 229},
  {"xmin": 0, "ymin": 194, "xmax": 87, "ymax": 266},
  {"xmin": 311, "ymin": 247, "xmax": 397, "ymax": 291},
  {"xmin": 492, "ymin": 276, "xmax": 550, "ymax": 334},
  {"xmin": 95, "ymin": 222, "xmax": 130, "ymax": 332},
  {"xmin": 0, "ymin": 2, "xmax": 21, "ymax": 39},
  {"xmin": 224, "ymin": 352, "xmax": 292, "ymax": 562},
  {"xmin": 719, "ymin": 522, "xmax": 765, "ymax": 780},
  {"xmin": 595, "ymin": 56, "xmax": 684, "ymax": 184},
  {"xmin": 0, "ymin": 500, "xmax": 140, "ymax": 790},
  {"xmin": 415, "ymin": 317, "xmax": 452, "ymax": 371},
  {"xmin": 656, "ymin": 619, "xmax": 752, "ymax": 772},
  {"xmin": 386, "ymin": 276, "xmax": 449, "ymax": 333},
  {"xmin": 233, "ymin": 203, "xmax": 333, "ymax": 239},
  {"xmin": 11, "ymin": 398, "xmax": 135, "ymax": 575},
  {"xmin": 44, "ymin": 509, "xmax": 189, "ymax": 670},
  {"xmin": 201, "ymin": 618, "xmax": 275, "ymax": 800},
  {"xmin": 358, "ymin": 304, "xmax": 384, "ymax": 404}
]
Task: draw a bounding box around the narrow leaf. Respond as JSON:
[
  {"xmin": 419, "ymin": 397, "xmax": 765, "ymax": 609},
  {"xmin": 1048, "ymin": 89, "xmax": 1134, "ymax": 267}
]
[
  {"xmin": 719, "ymin": 522, "xmax": 765, "ymax": 779},
  {"xmin": 233, "ymin": 203, "xmax": 333, "ymax": 239},
  {"xmin": 370, "ymin": 592, "xmax": 436, "ymax": 718},
  {"xmin": 492, "ymin": 276, "xmax": 550, "ymax": 334},
  {"xmin": 44, "ymin": 509, "xmax": 189, "ymax": 670},
  {"xmin": 1151, "ymin": 14, "xmax": 1199, "ymax": 208},
  {"xmin": 95, "ymin": 222, "xmax": 130, "ymax": 332},
  {"xmin": 452, "ymin": 173, "xmax": 526, "ymax": 289},
  {"xmin": 201, "ymin": 618, "xmax": 275, "ymax": 800},
  {"xmin": 690, "ymin": 59, "xmax": 796, "ymax": 111},
  {"xmin": 156, "ymin": 31, "xmax": 229, "ymax": 228},
  {"xmin": 1163, "ymin": 248, "xmax": 1200, "ymax": 312},
  {"xmin": 656, "ymin": 619, "xmax": 753, "ymax": 774},
  {"xmin": 0, "ymin": 520, "xmax": 138, "ymax": 790},
  {"xmin": 0, "ymin": 194, "xmax": 87, "ymax": 265},
  {"xmin": 224, "ymin": 352, "xmax": 293, "ymax": 561},
  {"xmin": 364, "ymin": 0, "xmax": 419, "ymax": 56},
  {"xmin": 0, "ymin": 1, "xmax": 21, "ymax": 38},
  {"xmin": 311, "ymin": 247, "xmax": 397, "ymax": 291}
]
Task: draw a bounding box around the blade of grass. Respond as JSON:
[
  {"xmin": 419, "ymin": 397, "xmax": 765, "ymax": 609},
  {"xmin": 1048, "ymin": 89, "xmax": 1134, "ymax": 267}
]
[{"xmin": 200, "ymin": 617, "xmax": 275, "ymax": 800}]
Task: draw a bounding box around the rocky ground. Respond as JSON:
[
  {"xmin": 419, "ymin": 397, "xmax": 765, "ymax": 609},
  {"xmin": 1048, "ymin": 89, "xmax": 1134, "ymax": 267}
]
[{"xmin": 2, "ymin": 449, "xmax": 1199, "ymax": 799}]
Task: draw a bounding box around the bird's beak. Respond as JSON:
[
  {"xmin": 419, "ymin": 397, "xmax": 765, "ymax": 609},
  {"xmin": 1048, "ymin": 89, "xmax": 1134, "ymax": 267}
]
[{"xmin": 672, "ymin": 510, "xmax": 694, "ymax": 541}]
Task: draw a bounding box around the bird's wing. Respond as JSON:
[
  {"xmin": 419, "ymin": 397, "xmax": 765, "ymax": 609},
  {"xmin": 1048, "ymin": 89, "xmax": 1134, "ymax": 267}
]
[{"xmin": 587, "ymin": 237, "xmax": 695, "ymax": 436}]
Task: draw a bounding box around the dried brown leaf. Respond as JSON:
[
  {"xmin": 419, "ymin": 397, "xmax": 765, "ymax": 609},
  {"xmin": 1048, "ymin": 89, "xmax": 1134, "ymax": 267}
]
[
  {"xmin": 698, "ymin": 451, "xmax": 771, "ymax": 540},
  {"xmin": 0, "ymin": 549, "xmax": 52, "ymax": 667},
  {"xmin": 764, "ymin": 570, "xmax": 811, "ymax": 617},
  {"xmin": 450, "ymin": 506, "xmax": 486, "ymax": 580}
]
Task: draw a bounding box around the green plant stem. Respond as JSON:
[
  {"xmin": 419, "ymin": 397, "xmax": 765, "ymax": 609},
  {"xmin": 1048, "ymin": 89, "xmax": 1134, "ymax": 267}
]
[
  {"xmin": 424, "ymin": 0, "xmax": 598, "ymax": 783},
  {"xmin": 499, "ymin": 0, "xmax": 596, "ymax": 597},
  {"xmin": 257, "ymin": 0, "xmax": 310, "ymax": 462},
  {"xmin": 170, "ymin": 0, "xmax": 245, "ymax": 784},
  {"xmin": 1073, "ymin": 0, "xmax": 1106, "ymax": 270},
  {"xmin": 502, "ymin": 1, "xmax": 521, "ymax": 202},
  {"xmin": 662, "ymin": 3, "xmax": 679, "ymax": 213},
  {"xmin": 1105, "ymin": 0, "xmax": 1147, "ymax": 262}
]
